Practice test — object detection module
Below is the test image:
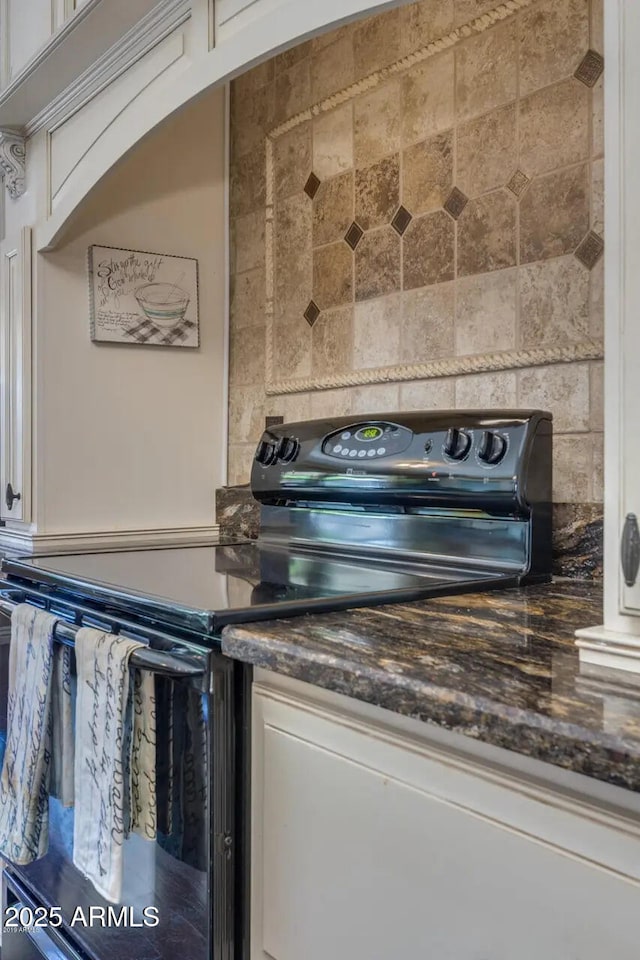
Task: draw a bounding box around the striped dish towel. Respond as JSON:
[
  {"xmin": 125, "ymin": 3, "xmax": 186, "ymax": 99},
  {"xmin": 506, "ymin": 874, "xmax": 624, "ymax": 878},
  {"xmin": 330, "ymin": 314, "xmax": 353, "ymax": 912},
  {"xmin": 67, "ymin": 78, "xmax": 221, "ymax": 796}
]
[
  {"xmin": 0, "ymin": 604, "xmax": 74, "ymax": 863},
  {"xmin": 73, "ymin": 628, "xmax": 156, "ymax": 903}
]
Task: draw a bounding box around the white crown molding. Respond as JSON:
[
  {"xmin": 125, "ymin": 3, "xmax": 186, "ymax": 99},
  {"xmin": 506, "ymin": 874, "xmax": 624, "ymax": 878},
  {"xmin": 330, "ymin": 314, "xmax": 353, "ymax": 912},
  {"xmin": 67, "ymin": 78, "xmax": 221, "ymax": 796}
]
[
  {"xmin": 0, "ymin": 131, "xmax": 26, "ymax": 198},
  {"xmin": 25, "ymin": 0, "xmax": 191, "ymax": 138},
  {"xmin": 0, "ymin": 522, "xmax": 220, "ymax": 554},
  {"xmin": 0, "ymin": 0, "xmax": 105, "ymax": 110}
]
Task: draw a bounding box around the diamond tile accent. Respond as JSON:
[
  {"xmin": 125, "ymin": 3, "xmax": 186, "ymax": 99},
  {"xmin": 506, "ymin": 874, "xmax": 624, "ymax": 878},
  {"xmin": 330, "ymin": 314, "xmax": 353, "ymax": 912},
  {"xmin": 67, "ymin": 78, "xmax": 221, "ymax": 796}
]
[
  {"xmin": 574, "ymin": 49, "xmax": 604, "ymax": 88},
  {"xmin": 574, "ymin": 231, "xmax": 604, "ymax": 269},
  {"xmin": 391, "ymin": 205, "xmax": 413, "ymax": 236},
  {"xmin": 506, "ymin": 169, "xmax": 531, "ymax": 199},
  {"xmin": 344, "ymin": 221, "xmax": 364, "ymax": 250},
  {"xmin": 304, "ymin": 172, "xmax": 321, "ymax": 199},
  {"xmin": 443, "ymin": 187, "xmax": 469, "ymax": 220},
  {"xmin": 303, "ymin": 300, "xmax": 321, "ymax": 326}
]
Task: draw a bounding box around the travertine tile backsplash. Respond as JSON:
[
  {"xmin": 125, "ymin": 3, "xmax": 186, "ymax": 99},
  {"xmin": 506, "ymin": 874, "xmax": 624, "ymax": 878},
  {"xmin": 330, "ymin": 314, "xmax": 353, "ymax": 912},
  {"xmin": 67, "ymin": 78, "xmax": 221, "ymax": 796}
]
[{"xmin": 228, "ymin": 0, "xmax": 604, "ymax": 504}]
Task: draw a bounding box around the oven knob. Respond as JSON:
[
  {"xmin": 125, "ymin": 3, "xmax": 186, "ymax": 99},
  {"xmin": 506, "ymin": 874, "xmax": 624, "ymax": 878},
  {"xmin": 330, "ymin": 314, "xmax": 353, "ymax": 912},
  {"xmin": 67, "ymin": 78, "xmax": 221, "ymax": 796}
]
[
  {"xmin": 478, "ymin": 431, "xmax": 507, "ymax": 465},
  {"xmin": 255, "ymin": 440, "xmax": 277, "ymax": 465},
  {"xmin": 276, "ymin": 437, "xmax": 300, "ymax": 463},
  {"xmin": 443, "ymin": 427, "xmax": 472, "ymax": 461}
]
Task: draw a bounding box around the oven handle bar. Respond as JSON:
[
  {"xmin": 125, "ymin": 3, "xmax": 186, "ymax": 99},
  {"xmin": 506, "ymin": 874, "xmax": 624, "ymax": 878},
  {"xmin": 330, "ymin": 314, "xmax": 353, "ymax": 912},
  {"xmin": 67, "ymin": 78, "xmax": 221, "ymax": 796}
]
[{"xmin": 0, "ymin": 594, "xmax": 207, "ymax": 679}]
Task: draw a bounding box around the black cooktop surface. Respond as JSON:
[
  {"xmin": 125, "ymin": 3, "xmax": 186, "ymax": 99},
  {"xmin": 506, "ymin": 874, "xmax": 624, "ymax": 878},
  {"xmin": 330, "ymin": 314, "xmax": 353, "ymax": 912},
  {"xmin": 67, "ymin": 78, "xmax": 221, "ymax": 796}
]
[{"xmin": 2, "ymin": 543, "xmax": 509, "ymax": 638}]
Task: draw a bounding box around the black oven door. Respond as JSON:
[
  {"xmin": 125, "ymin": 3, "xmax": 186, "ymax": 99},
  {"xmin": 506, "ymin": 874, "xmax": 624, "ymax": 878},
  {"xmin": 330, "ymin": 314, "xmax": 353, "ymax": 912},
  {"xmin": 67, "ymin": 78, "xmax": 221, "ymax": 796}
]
[{"xmin": 0, "ymin": 650, "xmax": 242, "ymax": 960}]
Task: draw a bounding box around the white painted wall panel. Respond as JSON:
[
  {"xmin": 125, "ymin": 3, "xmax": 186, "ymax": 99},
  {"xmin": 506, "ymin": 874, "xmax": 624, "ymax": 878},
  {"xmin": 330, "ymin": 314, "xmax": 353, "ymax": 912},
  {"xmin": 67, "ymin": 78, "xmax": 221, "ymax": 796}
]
[
  {"xmin": 216, "ymin": 0, "xmax": 259, "ymax": 27},
  {"xmin": 215, "ymin": 0, "xmax": 397, "ymax": 43},
  {"xmin": 49, "ymin": 31, "xmax": 185, "ymax": 210}
]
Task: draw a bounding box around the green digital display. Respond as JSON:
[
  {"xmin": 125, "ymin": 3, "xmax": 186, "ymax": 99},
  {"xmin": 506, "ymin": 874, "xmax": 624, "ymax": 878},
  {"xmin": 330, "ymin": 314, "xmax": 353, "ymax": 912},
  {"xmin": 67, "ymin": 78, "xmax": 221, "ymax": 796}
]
[{"xmin": 356, "ymin": 426, "xmax": 383, "ymax": 442}]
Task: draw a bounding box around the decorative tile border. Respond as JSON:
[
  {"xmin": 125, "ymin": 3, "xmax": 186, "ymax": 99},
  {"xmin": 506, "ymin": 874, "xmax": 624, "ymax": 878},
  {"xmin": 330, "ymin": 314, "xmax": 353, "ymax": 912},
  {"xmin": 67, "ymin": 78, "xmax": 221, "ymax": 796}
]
[
  {"xmin": 262, "ymin": 0, "xmax": 603, "ymax": 397},
  {"xmin": 266, "ymin": 340, "xmax": 603, "ymax": 395}
]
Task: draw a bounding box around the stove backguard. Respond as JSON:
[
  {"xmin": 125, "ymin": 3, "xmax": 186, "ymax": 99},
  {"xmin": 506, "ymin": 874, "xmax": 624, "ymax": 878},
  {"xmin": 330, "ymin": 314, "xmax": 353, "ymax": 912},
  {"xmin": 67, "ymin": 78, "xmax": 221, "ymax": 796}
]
[{"xmin": 250, "ymin": 410, "xmax": 553, "ymax": 583}]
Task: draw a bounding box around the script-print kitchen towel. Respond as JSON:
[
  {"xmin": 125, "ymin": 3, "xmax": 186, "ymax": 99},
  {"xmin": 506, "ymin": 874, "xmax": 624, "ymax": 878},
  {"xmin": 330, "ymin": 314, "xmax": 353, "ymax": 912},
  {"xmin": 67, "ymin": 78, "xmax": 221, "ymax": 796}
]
[
  {"xmin": 49, "ymin": 644, "xmax": 75, "ymax": 807},
  {"xmin": 73, "ymin": 628, "xmax": 156, "ymax": 903},
  {"xmin": 0, "ymin": 605, "xmax": 59, "ymax": 863},
  {"xmin": 131, "ymin": 669, "xmax": 157, "ymax": 841}
]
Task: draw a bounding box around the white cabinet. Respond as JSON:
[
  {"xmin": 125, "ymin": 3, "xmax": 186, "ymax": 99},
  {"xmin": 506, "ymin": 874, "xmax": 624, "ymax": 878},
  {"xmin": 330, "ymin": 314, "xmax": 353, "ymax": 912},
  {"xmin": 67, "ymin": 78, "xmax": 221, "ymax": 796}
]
[
  {"xmin": 251, "ymin": 672, "xmax": 640, "ymax": 960},
  {"xmin": 52, "ymin": 0, "xmax": 81, "ymax": 32},
  {"xmin": 0, "ymin": 226, "xmax": 32, "ymax": 525},
  {"xmin": 0, "ymin": 0, "xmax": 52, "ymax": 88},
  {"xmin": 576, "ymin": 1, "xmax": 640, "ymax": 668},
  {"xmin": 620, "ymin": 3, "xmax": 640, "ymax": 618}
]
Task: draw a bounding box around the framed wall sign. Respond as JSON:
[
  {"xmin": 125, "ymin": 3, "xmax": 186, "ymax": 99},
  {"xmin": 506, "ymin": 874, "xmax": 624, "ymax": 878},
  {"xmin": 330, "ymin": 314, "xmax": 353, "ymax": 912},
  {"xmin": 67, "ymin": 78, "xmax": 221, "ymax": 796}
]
[{"xmin": 88, "ymin": 245, "xmax": 199, "ymax": 347}]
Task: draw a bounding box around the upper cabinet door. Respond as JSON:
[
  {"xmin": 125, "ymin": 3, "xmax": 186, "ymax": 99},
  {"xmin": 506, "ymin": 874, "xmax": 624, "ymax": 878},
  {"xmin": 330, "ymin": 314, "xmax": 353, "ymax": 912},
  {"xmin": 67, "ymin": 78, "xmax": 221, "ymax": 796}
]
[
  {"xmin": 1, "ymin": 0, "xmax": 53, "ymax": 88},
  {"xmin": 0, "ymin": 227, "xmax": 32, "ymax": 525}
]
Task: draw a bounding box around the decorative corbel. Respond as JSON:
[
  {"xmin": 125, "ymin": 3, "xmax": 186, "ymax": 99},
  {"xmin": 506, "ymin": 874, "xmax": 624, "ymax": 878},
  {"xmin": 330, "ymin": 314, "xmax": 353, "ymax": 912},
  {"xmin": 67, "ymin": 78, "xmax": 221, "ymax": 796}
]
[{"xmin": 0, "ymin": 131, "xmax": 26, "ymax": 200}]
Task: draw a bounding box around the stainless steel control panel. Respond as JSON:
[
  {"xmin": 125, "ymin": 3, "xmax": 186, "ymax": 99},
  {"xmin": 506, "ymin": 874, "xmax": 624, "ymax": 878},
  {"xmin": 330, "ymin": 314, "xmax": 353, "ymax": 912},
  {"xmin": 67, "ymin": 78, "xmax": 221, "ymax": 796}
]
[
  {"xmin": 251, "ymin": 409, "xmax": 552, "ymax": 514},
  {"xmin": 250, "ymin": 409, "xmax": 553, "ymax": 583}
]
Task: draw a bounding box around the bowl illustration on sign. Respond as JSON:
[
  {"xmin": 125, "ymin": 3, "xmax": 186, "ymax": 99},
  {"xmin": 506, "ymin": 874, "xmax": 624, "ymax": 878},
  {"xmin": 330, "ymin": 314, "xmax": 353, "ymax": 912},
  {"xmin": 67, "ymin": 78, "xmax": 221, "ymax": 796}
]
[{"xmin": 135, "ymin": 282, "xmax": 190, "ymax": 328}]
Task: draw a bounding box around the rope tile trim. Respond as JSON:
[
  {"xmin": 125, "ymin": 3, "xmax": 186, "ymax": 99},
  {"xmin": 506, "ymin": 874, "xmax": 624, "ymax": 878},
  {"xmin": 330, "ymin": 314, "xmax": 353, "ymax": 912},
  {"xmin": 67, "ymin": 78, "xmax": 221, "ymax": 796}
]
[{"xmin": 265, "ymin": 342, "xmax": 604, "ymax": 397}]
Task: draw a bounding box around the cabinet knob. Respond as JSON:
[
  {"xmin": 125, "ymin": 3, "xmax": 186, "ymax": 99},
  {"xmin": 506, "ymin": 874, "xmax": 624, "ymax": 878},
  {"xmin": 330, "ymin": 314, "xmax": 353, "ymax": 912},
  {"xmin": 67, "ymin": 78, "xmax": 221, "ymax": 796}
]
[
  {"xmin": 5, "ymin": 483, "xmax": 21, "ymax": 511},
  {"xmin": 621, "ymin": 513, "xmax": 640, "ymax": 587}
]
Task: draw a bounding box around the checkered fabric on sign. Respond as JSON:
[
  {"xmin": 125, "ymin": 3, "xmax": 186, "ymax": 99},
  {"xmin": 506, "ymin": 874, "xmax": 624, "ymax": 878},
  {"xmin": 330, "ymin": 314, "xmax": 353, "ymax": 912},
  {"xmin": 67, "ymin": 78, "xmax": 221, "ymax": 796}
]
[{"xmin": 125, "ymin": 317, "xmax": 197, "ymax": 346}]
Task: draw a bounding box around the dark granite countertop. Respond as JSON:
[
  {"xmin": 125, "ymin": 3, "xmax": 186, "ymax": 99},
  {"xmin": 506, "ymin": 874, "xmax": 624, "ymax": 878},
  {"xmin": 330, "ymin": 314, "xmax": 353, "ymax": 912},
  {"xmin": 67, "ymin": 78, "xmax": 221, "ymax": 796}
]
[{"xmin": 222, "ymin": 581, "xmax": 640, "ymax": 793}]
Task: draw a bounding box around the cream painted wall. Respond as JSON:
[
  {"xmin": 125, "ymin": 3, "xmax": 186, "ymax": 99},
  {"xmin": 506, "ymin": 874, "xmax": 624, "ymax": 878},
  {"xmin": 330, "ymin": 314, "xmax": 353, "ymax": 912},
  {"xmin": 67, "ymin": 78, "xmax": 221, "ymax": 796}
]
[{"xmin": 33, "ymin": 87, "xmax": 226, "ymax": 536}]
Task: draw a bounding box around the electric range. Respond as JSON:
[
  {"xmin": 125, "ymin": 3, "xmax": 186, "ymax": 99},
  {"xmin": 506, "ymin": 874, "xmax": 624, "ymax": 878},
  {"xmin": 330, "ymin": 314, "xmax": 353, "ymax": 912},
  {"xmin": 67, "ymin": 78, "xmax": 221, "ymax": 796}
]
[
  {"xmin": 0, "ymin": 409, "xmax": 552, "ymax": 960},
  {"xmin": 1, "ymin": 409, "xmax": 552, "ymax": 637}
]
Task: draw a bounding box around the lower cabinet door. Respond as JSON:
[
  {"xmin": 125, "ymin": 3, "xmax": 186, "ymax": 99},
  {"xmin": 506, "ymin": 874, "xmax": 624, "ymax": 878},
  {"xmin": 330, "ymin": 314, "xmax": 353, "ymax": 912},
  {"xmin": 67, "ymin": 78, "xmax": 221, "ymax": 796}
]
[{"xmin": 252, "ymin": 681, "xmax": 640, "ymax": 960}]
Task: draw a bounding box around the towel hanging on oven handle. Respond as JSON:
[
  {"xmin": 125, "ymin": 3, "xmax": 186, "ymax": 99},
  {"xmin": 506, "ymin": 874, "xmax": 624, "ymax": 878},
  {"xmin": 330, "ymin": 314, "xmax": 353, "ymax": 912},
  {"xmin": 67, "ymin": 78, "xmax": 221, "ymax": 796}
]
[{"xmin": 0, "ymin": 593, "xmax": 207, "ymax": 679}]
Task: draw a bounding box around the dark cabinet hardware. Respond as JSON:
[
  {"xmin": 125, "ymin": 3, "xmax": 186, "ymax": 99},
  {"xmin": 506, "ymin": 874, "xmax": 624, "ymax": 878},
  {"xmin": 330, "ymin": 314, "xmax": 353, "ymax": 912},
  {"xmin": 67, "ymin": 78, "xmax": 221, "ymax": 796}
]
[
  {"xmin": 5, "ymin": 483, "xmax": 20, "ymax": 511},
  {"xmin": 621, "ymin": 513, "xmax": 640, "ymax": 587}
]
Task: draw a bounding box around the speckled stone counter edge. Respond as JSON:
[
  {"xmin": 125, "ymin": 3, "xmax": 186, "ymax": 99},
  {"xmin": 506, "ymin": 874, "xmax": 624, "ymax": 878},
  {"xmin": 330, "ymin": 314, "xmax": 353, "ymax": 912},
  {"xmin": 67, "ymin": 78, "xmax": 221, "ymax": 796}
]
[
  {"xmin": 222, "ymin": 584, "xmax": 640, "ymax": 794},
  {"xmin": 226, "ymin": 629, "xmax": 640, "ymax": 791}
]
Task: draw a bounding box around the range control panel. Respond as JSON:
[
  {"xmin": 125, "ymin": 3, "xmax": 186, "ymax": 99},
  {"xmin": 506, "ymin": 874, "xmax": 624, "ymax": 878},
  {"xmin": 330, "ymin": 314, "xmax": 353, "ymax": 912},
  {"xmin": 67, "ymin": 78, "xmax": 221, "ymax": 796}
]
[
  {"xmin": 255, "ymin": 419, "xmax": 513, "ymax": 468},
  {"xmin": 251, "ymin": 409, "xmax": 552, "ymax": 512},
  {"xmin": 322, "ymin": 423, "xmax": 413, "ymax": 461}
]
